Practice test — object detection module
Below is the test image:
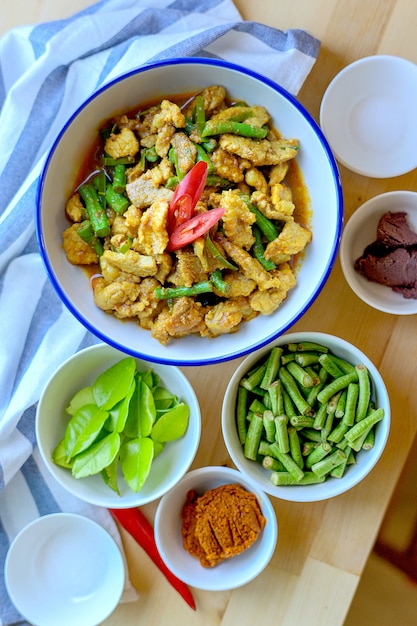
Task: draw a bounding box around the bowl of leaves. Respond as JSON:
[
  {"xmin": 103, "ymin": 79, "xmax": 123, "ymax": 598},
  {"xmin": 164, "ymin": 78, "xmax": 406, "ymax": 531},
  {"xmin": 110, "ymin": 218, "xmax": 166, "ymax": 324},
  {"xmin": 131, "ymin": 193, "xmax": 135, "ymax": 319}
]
[{"xmin": 35, "ymin": 343, "xmax": 201, "ymax": 508}]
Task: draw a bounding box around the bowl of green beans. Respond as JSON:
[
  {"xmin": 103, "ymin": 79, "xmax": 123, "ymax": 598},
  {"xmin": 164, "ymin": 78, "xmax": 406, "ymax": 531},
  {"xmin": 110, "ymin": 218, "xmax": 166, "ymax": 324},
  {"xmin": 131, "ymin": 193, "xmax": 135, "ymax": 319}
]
[
  {"xmin": 221, "ymin": 331, "xmax": 390, "ymax": 501},
  {"xmin": 35, "ymin": 342, "xmax": 201, "ymax": 508}
]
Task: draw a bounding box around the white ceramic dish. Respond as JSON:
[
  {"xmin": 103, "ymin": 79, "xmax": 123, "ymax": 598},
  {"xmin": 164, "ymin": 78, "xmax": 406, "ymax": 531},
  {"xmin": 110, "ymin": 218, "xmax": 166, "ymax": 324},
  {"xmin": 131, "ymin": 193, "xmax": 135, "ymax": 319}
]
[
  {"xmin": 36, "ymin": 343, "xmax": 201, "ymax": 508},
  {"xmin": 36, "ymin": 57, "xmax": 343, "ymax": 366},
  {"xmin": 340, "ymin": 190, "xmax": 417, "ymax": 314},
  {"xmin": 320, "ymin": 55, "xmax": 417, "ymax": 177},
  {"xmin": 5, "ymin": 513, "xmax": 124, "ymax": 626},
  {"xmin": 222, "ymin": 331, "xmax": 390, "ymax": 502},
  {"xmin": 154, "ymin": 466, "xmax": 277, "ymax": 591}
]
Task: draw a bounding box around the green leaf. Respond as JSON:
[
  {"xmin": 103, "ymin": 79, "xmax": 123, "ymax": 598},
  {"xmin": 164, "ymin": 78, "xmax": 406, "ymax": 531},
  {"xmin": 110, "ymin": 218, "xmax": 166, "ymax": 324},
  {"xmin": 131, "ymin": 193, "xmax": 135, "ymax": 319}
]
[
  {"xmin": 64, "ymin": 404, "xmax": 109, "ymax": 459},
  {"xmin": 153, "ymin": 441, "xmax": 165, "ymax": 458},
  {"xmin": 151, "ymin": 403, "xmax": 189, "ymax": 443},
  {"xmin": 105, "ymin": 376, "xmax": 136, "ymax": 432},
  {"xmin": 124, "ymin": 376, "xmax": 156, "ymax": 438},
  {"xmin": 52, "ymin": 439, "xmax": 73, "ymax": 469},
  {"xmin": 153, "ymin": 386, "xmax": 177, "ymax": 411},
  {"xmin": 72, "ymin": 431, "xmax": 120, "ymax": 478},
  {"xmin": 120, "ymin": 437, "xmax": 154, "ymax": 492},
  {"xmin": 101, "ymin": 455, "xmax": 120, "ymax": 495},
  {"xmin": 93, "ymin": 357, "xmax": 136, "ymax": 410},
  {"xmin": 66, "ymin": 386, "xmax": 94, "ymax": 415}
]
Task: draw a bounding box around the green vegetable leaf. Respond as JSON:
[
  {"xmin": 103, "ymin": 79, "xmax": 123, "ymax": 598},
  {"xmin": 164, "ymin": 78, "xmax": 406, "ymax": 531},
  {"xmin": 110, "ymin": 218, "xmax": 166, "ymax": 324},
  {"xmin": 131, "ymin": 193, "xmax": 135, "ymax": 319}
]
[
  {"xmin": 66, "ymin": 386, "xmax": 94, "ymax": 415},
  {"xmin": 105, "ymin": 376, "xmax": 136, "ymax": 433},
  {"xmin": 151, "ymin": 403, "xmax": 189, "ymax": 443},
  {"xmin": 93, "ymin": 357, "xmax": 136, "ymax": 410},
  {"xmin": 72, "ymin": 431, "xmax": 120, "ymax": 479},
  {"xmin": 124, "ymin": 376, "xmax": 156, "ymax": 438},
  {"xmin": 64, "ymin": 404, "xmax": 109, "ymax": 459},
  {"xmin": 153, "ymin": 386, "xmax": 177, "ymax": 411},
  {"xmin": 52, "ymin": 439, "xmax": 74, "ymax": 468},
  {"xmin": 120, "ymin": 437, "xmax": 154, "ymax": 492},
  {"xmin": 101, "ymin": 455, "xmax": 120, "ymax": 495}
]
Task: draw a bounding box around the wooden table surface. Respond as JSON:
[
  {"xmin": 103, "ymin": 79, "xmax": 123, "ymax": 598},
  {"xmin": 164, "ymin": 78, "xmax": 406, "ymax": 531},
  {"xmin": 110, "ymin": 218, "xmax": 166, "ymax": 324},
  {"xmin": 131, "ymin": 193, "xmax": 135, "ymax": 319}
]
[{"xmin": 2, "ymin": 2, "xmax": 417, "ymax": 624}]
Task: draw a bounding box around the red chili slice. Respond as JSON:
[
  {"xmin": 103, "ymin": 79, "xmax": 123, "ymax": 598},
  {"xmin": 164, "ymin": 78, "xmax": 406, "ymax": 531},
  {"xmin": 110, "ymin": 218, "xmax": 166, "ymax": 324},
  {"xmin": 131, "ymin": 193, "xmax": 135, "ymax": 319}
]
[
  {"xmin": 168, "ymin": 161, "xmax": 208, "ymax": 233},
  {"xmin": 167, "ymin": 207, "xmax": 225, "ymax": 252}
]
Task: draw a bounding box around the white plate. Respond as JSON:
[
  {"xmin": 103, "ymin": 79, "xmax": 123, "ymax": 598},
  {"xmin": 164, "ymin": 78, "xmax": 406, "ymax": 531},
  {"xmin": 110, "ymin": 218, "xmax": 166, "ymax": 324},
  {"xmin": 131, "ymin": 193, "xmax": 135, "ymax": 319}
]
[
  {"xmin": 320, "ymin": 55, "xmax": 417, "ymax": 177},
  {"xmin": 5, "ymin": 513, "xmax": 125, "ymax": 626}
]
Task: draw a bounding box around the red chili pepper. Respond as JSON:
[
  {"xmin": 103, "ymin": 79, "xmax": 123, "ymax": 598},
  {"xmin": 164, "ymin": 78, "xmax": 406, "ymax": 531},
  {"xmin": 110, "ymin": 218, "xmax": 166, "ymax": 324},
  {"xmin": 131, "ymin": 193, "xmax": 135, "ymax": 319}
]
[
  {"xmin": 167, "ymin": 206, "xmax": 225, "ymax": 252},
  {"xmin": 109, "ymin": 507, "xmax": 196, "ymax": 611},
  {"xmin": 168, "ymin": 161, "xmax": 208, "ymax": 233}
]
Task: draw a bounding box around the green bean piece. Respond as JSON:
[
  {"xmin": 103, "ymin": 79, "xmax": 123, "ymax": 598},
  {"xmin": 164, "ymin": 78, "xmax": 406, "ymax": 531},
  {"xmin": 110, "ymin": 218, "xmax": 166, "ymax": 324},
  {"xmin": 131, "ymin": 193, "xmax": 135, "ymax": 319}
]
[
  {"xmin": 112, "ymin": 163, "xmax": 127, "ymax": 193},
  {"xmin": 193, "ymin": 95, "xmax": 206, "ymax": 135},
  {"xmin": 77, "ymin": 220, "xmax": 104, "ymax": 256},
  {"xmin": 348, "ymin": 424, "xmax": 375, "ymax": 452},
  {"xmin": 260, "ymin": 346, "xmax": 283, "ymax": 390},
  {"xmin": 281, "ymin": 353, "xmax": 296, "ymax": 364},
  {"xmin": 206, "ymin": 174, "xmax": 233, "ymax": 188},
  {"xmin": 241, "ymin": 362, "xmax": 268, "ymax": 391},
  {"xmin": 268, "ymin": 442, "xmax": 305, "ymax": 482},
  {"xmin": 210, "ymin": 268, "xmax": 230, "ymax": 294},
  {"xmin": 168, "ymin": 147, "xmax": 185, "ymax": 180},
  {"xmin": 252, "ymin": 225, "xmax": 276, "ymax": 271},
  {"xmin": 93, "ymin": 169, "xmax": 107, "ymax": 198},
  {"xmin": 105, "ymin": 184, "xmax": 129, "ymax": 214},
  {"xmin": 279, "ymin": 367, "xmax": 314, "ymax": 416},
  {"xmin": 270, "ymin": 471, "xmax": 325, "ymax": 486},
  {"xmin": 262, "ymin": 455, "xmax": 283, "ymax": 472},
  {"xmin": 302, "ymin": 427, "xmax": 323, "ymax": 443},
  {"xmin": 311, "ymin": 449, "xmax": 347, "ymax": 478},
  {"xmin": 313, "ymin": 401, "xmax": 328, "ymax": 430},
  {"xmin": 274, "ymin": 415, "xmax": 290, "ymax": 453},
  {"xmin": 201, "ymin": 119, "xmax": 268, "ymax": 139},
  {"xmin": 335, "ymin": 388, "xmax": 348, "ymax": 418},
  {"xmin": 267, "ymin": 380, "xmax": 284, "ymax": 416},
  {"xmin": 195, "ymin": 143, "xmax": 214, "ymax": 174},
  {"xmin": 244, "ymin": 413, "xmax": 264, "ymax": 461},
  {"xmin": 342, "ymin": 383, "xmax": 359, "ymax": 427},
  {"xmin": 344, "ymin": 407, "xmax": 384, "ymax": 444},
  {"xmin": 321, "ymin": 412, "xmax": 335, "ymax": 441},
  {"xmin": 304, "ymin": 366, "xmax": 321, "ymax": 387},
  {"xmin": 287, "ymin": 342, "xmax": 329, "ymax": 353},
  {"xmin": 154, "ymin": 281, "xmax": 213, "ymax": 299},
  {"xmin": 327, "ymin": 421, "xmax": 349, "ymax": 444},
  {"xmin": 305, "ymin": 441, "xmax": 332, "ymax": 469},
  {"xmin": 165, "ymin": 176, "xmax": 179, "ymax": 189},
  {"xmin": 316, "ymin": 370, "xmax": 358, "ymax": 405},
  {"xmin": 236, "ymin": 386, "xmax": 248, "ymax": 445},
  {"xmin": 263, "ymin": 410, "xmax": 276, "ymax": 443},
  {"xmin": 306, "ymin": 367, "xmax": 329, "ymax": 406},
  {"xmin": 318, "ymin": 353, "xmax": 345, "ymax": 378},
  {"xmin": 205, "ymin": 235, "xmax": 238, "ymax": 270},
  {"xmin": 282, "ymin": 387, "xmax": 297, "ymax": 417},
  {"xmin": 249, "ymin": 398, "xmax": 267, "ymax": 414},
  {"xmin": 326, "ymin": 391, "xmax": 342, "ymax": 415},
  {"xmin": 201, "ymin": 138, "xmax": 217, "ymax": 152},
  {"xmin": 258, "ymin": 439, "xmax": 275, "ymax": 458},
  {"xmin": 295, "ymin": 352, "xmax": 320, "ymax": 367},
  {"xmin": 355, "ymin": 364, "xmax": 371, "ymax": 422},
  {"xmin": 290, "ymin": 415, "xmax": 315, "ymax": 430},
  {"xmin": 101, "ymin": 155, "xmax": 135, "ymax": 166},
  {"xmin": 286, "ymin": 361, "xmax": 315, "ymax": 388},
  {"xmin": 362, "ymin": 428, "xmax": 375, "ymax": 450},
  {"xmin": 330, "ymin": 454, "xmax": 349, "ymax": 478},
  {"xmin": 78, "ymin": 183, "xmax": 110, "ymax": 238},
  {"xmin": 288, "ymin": 426, "xmax": 303, "ymax": 468},
  {"xmin": 246, "ymin": 201, "xmax": 280, "ymax": 241}
]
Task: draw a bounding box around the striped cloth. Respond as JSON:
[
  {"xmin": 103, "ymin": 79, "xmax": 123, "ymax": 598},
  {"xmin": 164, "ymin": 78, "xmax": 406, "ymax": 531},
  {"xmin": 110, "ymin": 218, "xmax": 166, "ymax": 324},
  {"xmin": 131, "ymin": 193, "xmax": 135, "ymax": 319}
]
[{"xmin": 0, "ymin": 1, "xmax": 320, "ymax": 623}]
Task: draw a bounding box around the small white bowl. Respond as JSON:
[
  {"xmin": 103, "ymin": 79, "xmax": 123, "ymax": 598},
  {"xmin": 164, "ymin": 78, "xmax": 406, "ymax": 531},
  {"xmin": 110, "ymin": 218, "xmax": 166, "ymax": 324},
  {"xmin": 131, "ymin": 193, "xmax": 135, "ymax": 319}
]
[
  {"xmin": 5, "ymin": 513, "xmax": 124, "ymax": 626},
  {"xmin": 340, "ymin": 190, "xmax": 417, "ymax": 314},
  {"xmin": 320, "ymin": 55, "xmax": 417, "ymax": 177},
  {"xmin": 154, "ymin": 466, "xmax": 277, "ymax": 591},
  {"xmin": 222, "ymin": 332, "xmax": 390, "ymax": 502},
  {"xmin": 36, "ymin": 343, "xmax": 201, "ymax": 508}
]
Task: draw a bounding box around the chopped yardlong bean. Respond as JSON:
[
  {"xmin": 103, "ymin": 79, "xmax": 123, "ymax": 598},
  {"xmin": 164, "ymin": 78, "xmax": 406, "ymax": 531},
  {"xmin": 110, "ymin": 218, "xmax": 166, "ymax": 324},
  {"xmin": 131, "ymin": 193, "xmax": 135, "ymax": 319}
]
[
  {"xmin": 316, "ymin": 370, "xmax": 358, "ymax": 405},
  {"xmin": 288, "ymin": 426, "xmax": 303, "ymax": 468},
  {"xmin": 342, "ymin": 383, "xmax": 359, "ymax": 426},
  {"xmin": 355, "ymin": 364, "xmax": 371, "ymax": 422},
  {"xmin": 201, "ymin": 119, "xmax": 268, "ymax": 139},
  {"xmin": 236, "ymin": 386, "xmax": 248, "ymax": 445},
  {"xmin": 344, "ymin": 407, "xmax": 384, "ymax": 444},
  {"xmin": 267, "ymin": 380, "xmax": 284, "ymax": 416},
  {"xmin": 286, "ymin": 361, "xmax": 315, "ymax": 388},
  {"xmin": 311, "ymin": 449, "xmax": 347, "ymax": 478},
  {"xmin": 244, "ymin": 412, "xmax": 264, "ymax": 461},
  {"xmin": 263, "ymin": 410, "xmax": 276, "ymax": 443},
  {"xmin": 274, "ymin": 415, "xmax": 290, "ymax": 453},
  {"xmin": 260, "ymin": 347, "xmax": 283, "ymax": 389},
  {"xmin": 279, "ymin": 367, "xmax": 314, "ymax": 416},
  {"xmin": 270, "ymin": 471, "xmax": 325, "ymax": 486},
  {"xmin": 269, "ymin": 442, "xmax": 305, "ymax": 482}
]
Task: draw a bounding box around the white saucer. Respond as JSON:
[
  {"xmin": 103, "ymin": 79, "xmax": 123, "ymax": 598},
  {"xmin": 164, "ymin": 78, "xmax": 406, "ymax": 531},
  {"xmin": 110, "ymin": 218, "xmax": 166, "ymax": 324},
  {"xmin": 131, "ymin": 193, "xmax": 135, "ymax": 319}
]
[
  {"xmin": 5, "ymin": 513, "xmax": 125, "ymax": 626},
  {"xmin": 320, "ymin": 55, "xmax": 417, "ymax": 178}
]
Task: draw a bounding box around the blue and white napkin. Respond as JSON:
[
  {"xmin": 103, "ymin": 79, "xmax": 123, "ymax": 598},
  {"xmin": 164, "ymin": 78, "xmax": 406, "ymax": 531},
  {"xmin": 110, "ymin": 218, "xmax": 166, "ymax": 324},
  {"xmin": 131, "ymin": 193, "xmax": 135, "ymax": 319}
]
[{"xmin": 0, "ymin": 1, "xmax": 320, "ymax": 623}]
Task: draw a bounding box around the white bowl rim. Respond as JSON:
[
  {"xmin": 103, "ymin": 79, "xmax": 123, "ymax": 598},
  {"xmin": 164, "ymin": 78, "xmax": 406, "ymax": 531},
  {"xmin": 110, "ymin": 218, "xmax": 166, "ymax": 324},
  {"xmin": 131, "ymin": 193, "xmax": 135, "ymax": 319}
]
[
  {"xmin": 340, "ymin": 190, "xmax": 417, "ymax": 314},
  {"xmin": 154, "ymin": 465, "xmax": 278, "ymax": 590},
  {"xmin": 221, "ymin": 331, "xmax": 391, "ymax": 502},
  {"xmin": 35, "ymin": 56, "xmax": 343, "ymax": 366},
  {"xmin": 320, "ymin": 54, "xmax": 417, "ymax": 178}
]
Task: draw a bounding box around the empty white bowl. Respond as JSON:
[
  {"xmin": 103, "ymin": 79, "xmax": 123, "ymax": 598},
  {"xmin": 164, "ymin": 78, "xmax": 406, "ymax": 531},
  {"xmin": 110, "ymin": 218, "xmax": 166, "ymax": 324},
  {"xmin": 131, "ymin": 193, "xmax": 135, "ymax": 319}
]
[
  {"xmin": 340, "ymin": 190, "xmax": 417, "ymax": 314},
  {"xmin": 320, "ymin": 55, "xmax": 417, "ymax": 177},
  {"xmin": 154, "ymin": 466, "xmax": 277, "ymax": 590},
  {"xmin": 222, "ymin": 331, "xmax": 390, "ymax": 502},
  {"xmin": 5, "ymin": 513, "xmax": 124, "ymax": 626},
  {"xmin": 36, "ymin": 57, "xmax": 342, "ymax": 366},
  {"xmin": 36, "ymin": 343, "xmax": 201, "ymax": 508}
]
